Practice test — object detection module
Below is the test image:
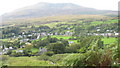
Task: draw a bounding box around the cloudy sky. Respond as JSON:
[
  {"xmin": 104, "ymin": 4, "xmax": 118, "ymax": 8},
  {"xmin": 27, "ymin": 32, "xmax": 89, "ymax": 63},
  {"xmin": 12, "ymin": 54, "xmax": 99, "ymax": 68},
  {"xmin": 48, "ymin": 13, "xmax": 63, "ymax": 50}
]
[{"xmin": 0, "ymin": 0, "xmax": 119, "ymax": 16}]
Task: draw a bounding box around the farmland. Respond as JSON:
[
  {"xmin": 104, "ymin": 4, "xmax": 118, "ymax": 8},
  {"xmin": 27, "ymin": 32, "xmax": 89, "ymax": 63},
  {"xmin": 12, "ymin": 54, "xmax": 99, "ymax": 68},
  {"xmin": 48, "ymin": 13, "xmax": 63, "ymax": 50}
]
[{"xmin": 1, "ymin": 14, "xmax": 119, "ymax": 67}]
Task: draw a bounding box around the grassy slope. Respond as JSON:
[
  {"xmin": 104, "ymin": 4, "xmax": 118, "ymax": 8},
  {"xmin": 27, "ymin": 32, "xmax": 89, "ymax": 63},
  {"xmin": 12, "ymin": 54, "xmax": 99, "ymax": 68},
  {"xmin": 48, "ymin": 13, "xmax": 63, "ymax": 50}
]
[
  {"xmin": 7, "ymin": 57, "xmax": 56, "ymax": 66},
  {"xmin": 2, "ymin": 15, "xmax": 109, "ymax": 26},
  {"xmin": 101, "ymin": 37, "xmax": 117, "ymax": 44},
  {"xmin": 51, "ymin": 35, "xmax": 72, "ymax": 39},
  {"xmin": 91, "ymin": 19, "xmax": 117, "ymax": 25}
]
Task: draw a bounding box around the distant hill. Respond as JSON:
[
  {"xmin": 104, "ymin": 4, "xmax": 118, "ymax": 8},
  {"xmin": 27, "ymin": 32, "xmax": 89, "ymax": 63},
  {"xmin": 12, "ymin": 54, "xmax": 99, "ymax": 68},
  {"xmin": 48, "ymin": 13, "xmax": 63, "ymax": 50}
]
[{"xmin": 2, "ymin": 2, "xmax": 117, "ymax": 20}]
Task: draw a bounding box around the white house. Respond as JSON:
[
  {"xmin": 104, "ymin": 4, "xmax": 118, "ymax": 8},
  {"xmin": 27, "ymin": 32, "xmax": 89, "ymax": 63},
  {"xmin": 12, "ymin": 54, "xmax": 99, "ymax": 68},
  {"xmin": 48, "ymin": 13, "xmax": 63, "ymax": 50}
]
[
  {"xmin": 9, "ymin": 47, "xmax": 13, "ymax": 50},
  {"xmin": 97, "ymin": 29, "xmax": 100, "ymax": 31},
  {"xmin": 0, "ymin": 46, "xmax": 2, "ymax": 48},
  {"xmin": 69, "ymin": 41, "xmax": 74, "ymax": 44},
  {"xmin": 115, "ymin": 33, "xmax": 119, "ymax": 36},
  {"xmin": 16, "ymin": 50, "xmax": 23, "ymax": 53}
]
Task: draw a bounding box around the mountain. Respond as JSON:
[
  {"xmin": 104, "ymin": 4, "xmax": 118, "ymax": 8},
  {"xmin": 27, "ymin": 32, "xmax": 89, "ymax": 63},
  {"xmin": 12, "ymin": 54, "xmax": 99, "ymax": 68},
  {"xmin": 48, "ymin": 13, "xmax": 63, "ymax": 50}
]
[{"xmin": 2, "ymin": 2, "xmax": 117, "ymax": 20}]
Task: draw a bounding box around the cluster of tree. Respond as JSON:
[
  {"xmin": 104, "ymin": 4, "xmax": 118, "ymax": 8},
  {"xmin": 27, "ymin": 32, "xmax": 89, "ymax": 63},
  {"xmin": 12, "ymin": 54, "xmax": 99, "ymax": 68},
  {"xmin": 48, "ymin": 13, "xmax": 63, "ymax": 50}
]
[
  {"xmin": 2, "ymin": 19, "xmax": 118, "ymax": 39},
  {"xmin": 2, "ymin": 27, "xmax": 21, "ymax": 38},
  {"xmin": 62, "ymin": 42, "xmax": 119, "ymax": 67},
  {"xmin": 2, "ymin": 41, "xmax": 25, "ymax": 49}
]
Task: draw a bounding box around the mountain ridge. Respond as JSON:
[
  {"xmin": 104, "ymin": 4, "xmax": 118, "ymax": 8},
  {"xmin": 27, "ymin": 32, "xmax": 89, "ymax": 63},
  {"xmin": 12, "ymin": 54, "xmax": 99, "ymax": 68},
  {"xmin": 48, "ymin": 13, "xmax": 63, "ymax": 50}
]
[{"xmin": 2, "ymin": 2, "xmax": 117, "ymax": 20}]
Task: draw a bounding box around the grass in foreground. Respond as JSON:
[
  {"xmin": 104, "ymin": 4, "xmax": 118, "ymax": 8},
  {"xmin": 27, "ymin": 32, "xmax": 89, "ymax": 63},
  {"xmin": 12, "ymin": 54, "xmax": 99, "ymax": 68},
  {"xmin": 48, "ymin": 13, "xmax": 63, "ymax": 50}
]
[
  {"xmin": 51, "ymin": 35, "xmax": 72, "ymax": 40},
  {"xmin": 102, "ymin": 37, "xmax": 117, "ymax": 44},
  {"xmin": 7, "ymin": 57, "xmax": 56, "ymax": 66}
]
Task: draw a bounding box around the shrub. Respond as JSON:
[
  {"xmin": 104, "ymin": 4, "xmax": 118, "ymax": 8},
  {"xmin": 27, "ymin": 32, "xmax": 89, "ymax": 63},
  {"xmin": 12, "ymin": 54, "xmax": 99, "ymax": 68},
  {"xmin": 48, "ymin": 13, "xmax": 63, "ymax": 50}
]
[
  {"xmin": 62, "ymin": 54, "xmax": 85, "ymax": 66},
  {"xmin": 49, "ymin": 54, "xmax": 69, "ymax": 63},
  {"xmin": 62, "ymin": 50, "xmax": 113, "ymax": 66},
  {"xmin": 37, "ymin": 55, "xmax": 50, "ymax": 61},
  {"xmin": 0, "ymin": 55, "xmax": 9, "ymax": 61},
  {"xmin": 44, "ymin": 51, "xmax": 54, "ymax": 56},
  {"xmin": 47, "ymin": 42, "xmax": 66, "ymax": 54}
]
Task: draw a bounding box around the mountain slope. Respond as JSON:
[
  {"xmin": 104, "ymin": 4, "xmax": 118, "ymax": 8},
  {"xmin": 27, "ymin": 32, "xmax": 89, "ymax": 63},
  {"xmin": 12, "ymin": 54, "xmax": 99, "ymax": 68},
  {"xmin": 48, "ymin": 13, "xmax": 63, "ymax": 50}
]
[{"xmin": 2, "ymin": 2, "xmax": 115, "ymax": 20}]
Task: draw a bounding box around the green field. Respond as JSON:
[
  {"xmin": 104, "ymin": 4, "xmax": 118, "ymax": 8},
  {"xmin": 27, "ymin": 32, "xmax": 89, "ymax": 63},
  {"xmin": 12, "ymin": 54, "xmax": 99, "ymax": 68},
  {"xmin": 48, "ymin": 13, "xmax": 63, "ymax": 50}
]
[
  {"xmin": 37, "ymin": 35, "xmax": 117, "ymax": 44},
  {"xmin": 51, "ymin": 35, "xmax": 72, "ymax": 39},
  {"xmin": 102, "ymin": 37, "xmax": 117, "ymax": 44},
  {"xmin": 91, "ymin": 19, "xmax": 117, "ymax": 25},
  {"xmin": 68, "ymin": 40, "xmax": 77, "ymax": 43},
  {"xmin": 31, "ymin": 48, "xmax": 39, "ymax": 53},
  {"xmin": 0, "ymin": 39, "xmax": 9, "ymax": 42},
  {"xmin": 4, "ymin": 57, "xmax": 56, "ymax": 66}
]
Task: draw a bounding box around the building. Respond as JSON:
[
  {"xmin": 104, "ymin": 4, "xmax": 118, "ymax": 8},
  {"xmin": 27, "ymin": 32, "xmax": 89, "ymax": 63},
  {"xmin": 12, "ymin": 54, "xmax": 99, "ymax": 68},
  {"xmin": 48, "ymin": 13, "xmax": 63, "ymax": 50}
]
[{"xmin": 16, "ymin": 50, "xmax": 23, "ymax": 53}]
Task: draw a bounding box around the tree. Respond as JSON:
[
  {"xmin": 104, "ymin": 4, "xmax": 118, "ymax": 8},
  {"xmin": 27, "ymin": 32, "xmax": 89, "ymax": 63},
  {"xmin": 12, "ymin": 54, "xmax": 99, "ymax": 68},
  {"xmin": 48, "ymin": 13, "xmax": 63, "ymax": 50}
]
[
  {"xmin": 65, "ymin": 43, "xmax": 80, "ymax": 53},
  {"xmin": 61, "ymin": 40, "xmax": 69, "ymax": 47},
  {"xmin": 46, "ymin": 36, "xmax": 58, "ymax": 43},
  {"xmin": 47, "ymin": 42, "xmax": 66, "ymax": 54}
]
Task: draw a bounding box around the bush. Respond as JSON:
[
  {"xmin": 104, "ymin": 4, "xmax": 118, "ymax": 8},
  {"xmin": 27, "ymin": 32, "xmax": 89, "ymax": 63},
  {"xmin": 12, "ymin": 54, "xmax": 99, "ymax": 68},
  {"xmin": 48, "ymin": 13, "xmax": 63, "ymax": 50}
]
[
  {"xmin": 44, "ymin": 51, "xmax": 54, "ymax": 56},
  {"xmin": 62, "ymin": 50, "xmax": 113, "ymax": 66},
  {"xmin": 49, "ymin": 54, "xmax": 69, "ymax": 63},
  {"xmin": 62, "ymin": 54, "xmax": 85, "ymax": 66},
  {"xmin": 10, "ymin": 52, "xmax": 23, "ymax": 57},
  {"xmin": 5, "ymin": 50, "xmax": 12, "ymax": 55},
  {"xmin": 0, "ymin": 55, "xmax": 9, "ymax": 61},
  {"xmin": 65, "ymin": 43, "xmax": 80, "ymax": 53},
  {"xmin": 37, "ymin": 55, "xmax": 50, "ymax": 61},
  {"xmin": 47, "ymin": 42, "xmax": 66, "ymax": 54}
]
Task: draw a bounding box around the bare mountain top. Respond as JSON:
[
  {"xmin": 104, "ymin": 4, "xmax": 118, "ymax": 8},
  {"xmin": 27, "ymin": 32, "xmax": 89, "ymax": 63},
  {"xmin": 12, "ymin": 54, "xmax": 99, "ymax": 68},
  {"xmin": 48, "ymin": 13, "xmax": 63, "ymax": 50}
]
[{"xmin": 2, "ymin": 2, "xmax": 117, "ymax": 20}]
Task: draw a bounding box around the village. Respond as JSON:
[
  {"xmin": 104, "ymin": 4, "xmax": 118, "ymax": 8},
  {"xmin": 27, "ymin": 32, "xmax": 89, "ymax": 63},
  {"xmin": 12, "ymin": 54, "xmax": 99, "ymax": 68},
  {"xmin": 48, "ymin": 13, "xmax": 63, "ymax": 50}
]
[{"xmin": 1, "ymin": 28, "xmax": 119, "ymax": 55}]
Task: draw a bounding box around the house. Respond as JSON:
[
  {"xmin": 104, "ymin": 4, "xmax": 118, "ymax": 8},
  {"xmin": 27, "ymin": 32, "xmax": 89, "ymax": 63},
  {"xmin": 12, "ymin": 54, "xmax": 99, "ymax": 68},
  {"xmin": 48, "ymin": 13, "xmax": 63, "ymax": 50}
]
[
  {"xmin": 114, "ymin": 33, "xmax": 119, "ymax": 37},
  {"xmin": 9, "ymin": 47, "xmax": 13, "ymax": 50},
  {"xmin": 20, "ymin": 45, "xmax": 25, "ymax": 48},
  {"xmin": 0, "ymin": 52, "xmax": 2, "ymax": 55},
  {"xmin": 41, "ymin": 32, "xmax": 47, "ymax": 36},
  {"xmin": 28, "ymin": 34, "xmax": 32, "ymax": 37},
  {"xmin": 69, "ymin": 41, "xmax": 74, "ymax": 44},
  {"xmin": 47, "ymin": 33, "xmax": 51, "ymax": 36},
  {"xmin": 54, "ymin": 32, "xmax": 58, "ymax": 35},
  {"xmin": 20, "ymin": 39, "xmax": 29, "ymax": 43},
  {"xmin": 107, "ymin": 33, "xmax": 114, "ymax": 37},
  {"xmin": 18, "ymin": 35, "xmax": 23, "ymax": 38},
  {"xmin": 50, "ymin": 33, "xmax": 53, "ymax": 35},
  {"xmin": 38, "ymin": 48, "xmax": 47, "ymax": 55},
  {"xmin": 115, "ymin": 33, "xmax": 119, "ymax": 36},
  {"xmin": 22, "ymin": 32, "xmax": 25, "ymax": 35},
  {"xmin": 16, "ymin": 50, "xmax": 23, "ymax": 53},
  {"xmin": 0, "ymin": 46, "xmax": 2, "ymax": 48},
  {"xmin": 97, "ymin": 29, "xmax": 100, "ymax": 32},
  {"xmin": 25, "ymin": 42, "xmax": 31, "ymax": 45},
  {"xmin": 106, "ymin": 30, "xmax": 110, "ymax": 32},
  {"xmin": 67, "ymin": 28, "xmax": 71, "ymax": 30},
  {"xmin": 3, "ymin": 48, "xmax": 8, "ymax": 51},
  {"xmin": 65, "ymin": 31, "xmax": 73, "ymax": 36},
  {"xmin": 37, "ymin": 34, "xmax": 40, "ymax": 39}
]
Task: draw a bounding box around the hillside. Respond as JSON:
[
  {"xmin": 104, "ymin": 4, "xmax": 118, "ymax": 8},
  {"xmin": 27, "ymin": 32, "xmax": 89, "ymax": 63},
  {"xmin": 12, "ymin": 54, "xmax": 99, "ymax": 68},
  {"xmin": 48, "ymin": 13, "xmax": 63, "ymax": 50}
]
[
  {"xmin": 2, "ymin": 2, "xmax": 116, "ymax": 20},
  {"xmin": 1, "ymin": 2, "xmax": 119, "ymax": 67},
  {"xmin": 2, "ymin": 15, "xmax": 112, "ymax": 26}
]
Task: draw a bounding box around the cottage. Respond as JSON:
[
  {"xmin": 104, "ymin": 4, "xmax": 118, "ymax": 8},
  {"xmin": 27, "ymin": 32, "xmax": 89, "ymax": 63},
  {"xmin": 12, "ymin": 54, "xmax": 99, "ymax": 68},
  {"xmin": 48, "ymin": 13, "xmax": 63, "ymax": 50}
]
[
  {"xmin": 18, "ymin": 35, "xmax": 23, "ymax": 38},
  {"xmin": 0, "ymin": 46, "xmax": 2, "ymax": 48},
  {"xmin": 65, "ymin": 31, "xmax": 73, "ymax": 35},
  {"xmin": 0, "ymin": 52, "xmax": 2, "ymax": 55},
  {"xmin": 37, "ymin": 35, "xmax": 40, "ymax": 39},
  {"xmin": 69, "ymin": 41, "xmax": 74, "ymax": 44},
  {"xmin": 38, "ymin": 48, "xmax": 47, "ymax": 55},
  {"xmin": 41, "ymin": 32, "xmax": 47, "ymax": 36},
  {"xmin": 115, "ymin": 33, "xmax": 119, "ymax": 36},
  {"xmin": 9, "ymin": 47, "xmax": 13, "ymax": 50},
  {"xmin": 54, "ymin": 32, "xmax": 58, "ymax": 35},
  {"xmin": 16, "ymin": 50, "xmax": 23, "ymax": 53},
  {"xmin": 28, "ymin": 34, "xmax": 32, "ymax": 36},
  {"xmin": 20, "ymin": 39, "xmax": 29, "ymax": 43},
  {"xmin": 107, "ymin": 33, "xmax": 114, "ymax": 37},
  {"xmin": 97, "ymin": 29, "xmax": 100, "ymax": 31}
]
